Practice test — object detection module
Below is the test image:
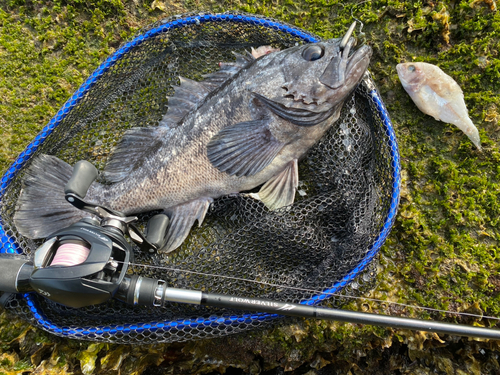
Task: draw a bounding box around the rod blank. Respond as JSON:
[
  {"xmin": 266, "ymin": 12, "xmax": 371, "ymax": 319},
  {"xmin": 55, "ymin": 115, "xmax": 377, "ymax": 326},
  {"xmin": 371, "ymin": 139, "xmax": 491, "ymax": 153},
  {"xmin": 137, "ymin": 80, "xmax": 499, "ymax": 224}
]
[{"xmin": 197, "ymin": 291, "xmax": 500, "ymax": 340}]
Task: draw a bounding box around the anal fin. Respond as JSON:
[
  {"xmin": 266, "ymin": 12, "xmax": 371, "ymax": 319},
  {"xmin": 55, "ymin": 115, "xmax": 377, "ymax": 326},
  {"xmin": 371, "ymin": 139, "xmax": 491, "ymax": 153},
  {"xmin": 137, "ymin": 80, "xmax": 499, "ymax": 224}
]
[
  {"xmin": 258, "ymin": 159, "xmax": 299, "ymax": 210},
  {"xmin": 161, "ymin": 197, "xmax": 213, "ymax": 253}
]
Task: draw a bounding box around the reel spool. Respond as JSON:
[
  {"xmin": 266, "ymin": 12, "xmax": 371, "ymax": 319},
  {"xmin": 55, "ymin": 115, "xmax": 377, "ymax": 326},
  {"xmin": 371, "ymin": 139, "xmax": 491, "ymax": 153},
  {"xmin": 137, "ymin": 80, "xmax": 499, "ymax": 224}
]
[{"xmin": 49, "ymin": 241, "xmax": 91, "ymax": 267}]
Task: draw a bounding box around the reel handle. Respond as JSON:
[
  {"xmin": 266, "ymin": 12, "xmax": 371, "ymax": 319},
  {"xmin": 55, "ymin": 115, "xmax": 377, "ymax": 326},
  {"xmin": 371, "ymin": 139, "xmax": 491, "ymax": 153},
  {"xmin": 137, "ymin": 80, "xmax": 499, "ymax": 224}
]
[
  {"xmin": 64, "ymin": 160, "xmax": 98, "ymax": 198},
  {"xmin": 62, "ymin": 159, "xmax": 161, "ymax": 254}
]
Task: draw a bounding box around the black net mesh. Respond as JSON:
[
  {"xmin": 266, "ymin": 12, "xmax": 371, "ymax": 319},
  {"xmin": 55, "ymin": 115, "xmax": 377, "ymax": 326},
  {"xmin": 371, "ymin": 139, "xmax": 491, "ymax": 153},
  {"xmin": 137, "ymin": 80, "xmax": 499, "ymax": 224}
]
[{"xmin": 0, "ymin": 12, "xmax": 399, "ymax": 343}]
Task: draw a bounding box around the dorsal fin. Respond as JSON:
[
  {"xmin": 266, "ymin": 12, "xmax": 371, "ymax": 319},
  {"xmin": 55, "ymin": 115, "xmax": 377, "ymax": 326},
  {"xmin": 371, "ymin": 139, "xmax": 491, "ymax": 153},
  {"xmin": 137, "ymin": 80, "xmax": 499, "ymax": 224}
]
[
  {"xmin": 159, "ymin": 52, "xmax": 255, "ymax": 128},
  {"xmin": 106, "ymin": 52, "xmax": 256, "ymax": 183},
  {"xmin": 203, "ymin": 51, "xmax": 255, "ymax": 85},
  {"xmin": 159, "ymin": 77, "xmax": 211, "ymax": 128},
  {"xmin": 102, "ymin": 126, "xmax": 171, "ymax": 183}
]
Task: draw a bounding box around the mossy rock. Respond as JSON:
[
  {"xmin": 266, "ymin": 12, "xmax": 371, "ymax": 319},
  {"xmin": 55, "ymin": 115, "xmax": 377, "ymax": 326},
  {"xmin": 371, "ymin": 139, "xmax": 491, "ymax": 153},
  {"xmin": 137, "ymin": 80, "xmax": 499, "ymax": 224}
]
[{"xmin": 1, "ymin": 0, "xmax": 500, "ymax": 373}]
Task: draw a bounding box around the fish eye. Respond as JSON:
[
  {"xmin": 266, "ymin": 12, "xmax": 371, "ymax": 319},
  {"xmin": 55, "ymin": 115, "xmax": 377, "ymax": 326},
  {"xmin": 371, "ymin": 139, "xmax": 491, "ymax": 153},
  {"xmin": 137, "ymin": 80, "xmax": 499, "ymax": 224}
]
[
  {"xmin": 408, "ymin": 65, "xmax": 416, "ymax": 72},
  {"xmin": 302, "ymin": 45, "xmax": 324, "ymax": 61}
]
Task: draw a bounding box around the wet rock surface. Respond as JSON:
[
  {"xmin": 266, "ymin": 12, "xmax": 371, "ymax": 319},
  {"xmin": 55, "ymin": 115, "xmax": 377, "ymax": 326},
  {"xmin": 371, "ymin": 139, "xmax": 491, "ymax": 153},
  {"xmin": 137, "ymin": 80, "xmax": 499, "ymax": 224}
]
[{"xmin": 1, "ymin": 0, "xmax": 500, "ymax": 373}]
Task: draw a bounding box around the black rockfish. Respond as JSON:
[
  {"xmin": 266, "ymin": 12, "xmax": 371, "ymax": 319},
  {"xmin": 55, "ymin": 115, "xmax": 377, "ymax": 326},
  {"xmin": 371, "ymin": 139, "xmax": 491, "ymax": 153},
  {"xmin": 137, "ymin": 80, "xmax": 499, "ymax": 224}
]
[{"xmin": 14, "ymin": 32, "xmax": 372, "ymax": 253}]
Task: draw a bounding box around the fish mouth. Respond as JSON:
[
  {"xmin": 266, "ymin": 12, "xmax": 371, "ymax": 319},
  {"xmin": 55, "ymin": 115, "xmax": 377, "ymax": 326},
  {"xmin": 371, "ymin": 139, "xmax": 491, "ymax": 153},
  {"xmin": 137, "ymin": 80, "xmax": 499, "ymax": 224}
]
[
  {"xmin": 395, "ymin": 63, "xmax": 414, "ymax": 86},
  {"xmin": 319, "ymin": 37, "xmax": 372, "ymax": 91},
  {"xmin": 395, "ymin": 64, "xmax": 406, "ymax": 83},
  {"xmin": 346, "ymin": 44, "xmax": 372, "ymax": 78}
]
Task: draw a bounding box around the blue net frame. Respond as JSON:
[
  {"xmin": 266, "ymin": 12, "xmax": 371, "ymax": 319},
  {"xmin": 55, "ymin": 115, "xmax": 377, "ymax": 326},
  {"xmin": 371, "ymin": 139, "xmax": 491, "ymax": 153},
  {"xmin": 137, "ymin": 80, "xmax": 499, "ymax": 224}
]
[{"xmin": 0, "ymin": 12, "xmax": 400, "ymax": 343}]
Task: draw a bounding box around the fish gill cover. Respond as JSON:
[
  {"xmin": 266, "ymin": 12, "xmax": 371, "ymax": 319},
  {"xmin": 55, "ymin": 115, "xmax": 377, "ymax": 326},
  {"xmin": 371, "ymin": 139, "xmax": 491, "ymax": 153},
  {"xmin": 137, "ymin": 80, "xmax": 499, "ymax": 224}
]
[{"xmin": 0, "ymin": 11, "xmax": 399, "ymax": 343}]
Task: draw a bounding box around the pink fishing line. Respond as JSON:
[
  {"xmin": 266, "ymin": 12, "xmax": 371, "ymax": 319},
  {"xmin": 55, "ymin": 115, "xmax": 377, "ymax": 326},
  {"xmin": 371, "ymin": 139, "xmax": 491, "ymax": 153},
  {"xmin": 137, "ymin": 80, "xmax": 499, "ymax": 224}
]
[{"xmin": 51, "ymin": 243, "xmax": 90, "ymax": 266}]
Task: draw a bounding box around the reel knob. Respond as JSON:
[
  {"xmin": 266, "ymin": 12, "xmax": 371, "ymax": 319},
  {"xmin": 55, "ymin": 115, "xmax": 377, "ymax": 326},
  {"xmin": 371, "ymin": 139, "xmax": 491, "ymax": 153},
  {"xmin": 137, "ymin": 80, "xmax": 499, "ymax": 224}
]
[
  {"xmin": 145, "ymin": 214, "xmax": 170, "ymax": 249},
  {"xmin": 64, "ymin": 160, "xmax": 98, "ymax": 198}
]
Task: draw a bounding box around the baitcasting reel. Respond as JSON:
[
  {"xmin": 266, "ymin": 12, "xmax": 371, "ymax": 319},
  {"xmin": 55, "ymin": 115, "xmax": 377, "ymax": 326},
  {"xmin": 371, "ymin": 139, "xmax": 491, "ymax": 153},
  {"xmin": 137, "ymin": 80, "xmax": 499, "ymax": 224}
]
[{"xmin": 1, "ymin": 160, "xmax": 172, "ymax": 308}]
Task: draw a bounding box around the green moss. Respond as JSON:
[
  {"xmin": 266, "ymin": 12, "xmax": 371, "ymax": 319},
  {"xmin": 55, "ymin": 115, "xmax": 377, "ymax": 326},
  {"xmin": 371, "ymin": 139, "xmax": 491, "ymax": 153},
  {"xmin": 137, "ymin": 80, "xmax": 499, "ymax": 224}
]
[
  {"xmin": 77, "ymin": 343, "xmax": 106, "ymax": 375},
  {"xmin": 12, "ymin": 359, "xmax": 32, "ymax": 371},
  {"xmin": 1, "ymin": 0, "xmax": 500, "ymax": 373}
]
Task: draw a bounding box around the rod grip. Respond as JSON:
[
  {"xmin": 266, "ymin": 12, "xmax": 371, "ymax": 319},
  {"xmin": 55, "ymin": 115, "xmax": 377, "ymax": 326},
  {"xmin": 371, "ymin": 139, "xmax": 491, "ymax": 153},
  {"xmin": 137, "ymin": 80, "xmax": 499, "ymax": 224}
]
[
  {"xmin": 0, "ymin": 257, "xmax": 32, "ymax": 293},
  {"xmin": 64, "ymin": 160, "xmax": 98, "ymax": 198}
]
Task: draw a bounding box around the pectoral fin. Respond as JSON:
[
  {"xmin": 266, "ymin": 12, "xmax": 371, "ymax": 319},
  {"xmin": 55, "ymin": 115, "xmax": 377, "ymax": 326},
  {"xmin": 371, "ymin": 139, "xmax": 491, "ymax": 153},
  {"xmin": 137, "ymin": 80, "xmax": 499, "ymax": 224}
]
[
  {"xmin": 161, "ymin": 197, "xmax": 213, "ymax": 253},
  {"xmin": 257, "ymin": 159, "xmax": 298, "ymax": 210},
  {"xmin": 207, "ymin": 120, "xmax": 284, "ymax": 177}
]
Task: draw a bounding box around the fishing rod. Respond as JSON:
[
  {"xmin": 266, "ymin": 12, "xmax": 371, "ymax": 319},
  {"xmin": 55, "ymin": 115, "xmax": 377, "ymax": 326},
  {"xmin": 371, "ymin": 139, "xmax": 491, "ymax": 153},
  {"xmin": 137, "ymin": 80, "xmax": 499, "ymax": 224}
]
[{"xmin": 1, "ymin": 160, "xmax": 499, "ymax": 340}]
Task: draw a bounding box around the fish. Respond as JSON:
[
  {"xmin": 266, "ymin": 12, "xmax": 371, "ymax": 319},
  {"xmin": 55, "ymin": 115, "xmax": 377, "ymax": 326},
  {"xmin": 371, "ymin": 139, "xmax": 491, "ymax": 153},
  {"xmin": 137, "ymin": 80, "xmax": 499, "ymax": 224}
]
[
  {"xmin": 396, "ymin": 62, "xmax": 481, "ymax": 150},
  {"xmin": 14, "ymin": 33, "xmax": 372, "ymax": 253}
]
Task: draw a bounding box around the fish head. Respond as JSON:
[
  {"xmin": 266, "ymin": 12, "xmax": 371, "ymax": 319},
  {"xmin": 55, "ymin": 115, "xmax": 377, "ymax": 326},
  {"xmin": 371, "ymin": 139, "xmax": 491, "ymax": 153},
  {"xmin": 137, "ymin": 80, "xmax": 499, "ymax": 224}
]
[
  {"xmin": 276, "ymin": 36, "xmax": 372, "ymax": 112},
  {"xmin": 396, "ymin": 63, "xmax": 426, "ymax": 92}
]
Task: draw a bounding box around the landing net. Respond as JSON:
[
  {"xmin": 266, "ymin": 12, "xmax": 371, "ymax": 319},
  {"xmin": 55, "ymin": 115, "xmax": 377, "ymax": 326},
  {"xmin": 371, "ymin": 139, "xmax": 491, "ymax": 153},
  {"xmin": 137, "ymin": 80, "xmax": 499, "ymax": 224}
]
[{"xmin": 0, "ymin": 11, "xmax": 400, "ymax": 343}]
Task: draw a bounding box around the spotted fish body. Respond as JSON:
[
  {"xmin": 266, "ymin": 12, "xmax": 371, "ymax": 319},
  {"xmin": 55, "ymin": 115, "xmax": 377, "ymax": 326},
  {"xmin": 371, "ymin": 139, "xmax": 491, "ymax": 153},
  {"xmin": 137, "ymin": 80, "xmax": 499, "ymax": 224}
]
[
  {"xmin": 15, "ymin": 36, "xmax": 372, "ymax": 253},
  {"xmin": 397, "ymin": 62, "xmax": 481, "ymax": 150}
]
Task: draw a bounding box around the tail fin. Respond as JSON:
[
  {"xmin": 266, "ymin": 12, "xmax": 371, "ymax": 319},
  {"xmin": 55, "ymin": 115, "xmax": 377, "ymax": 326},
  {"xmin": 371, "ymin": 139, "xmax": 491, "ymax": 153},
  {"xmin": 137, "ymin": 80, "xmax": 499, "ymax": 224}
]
[{"xmin": 13, "ymin": 154, "xmax": 88, "ymax": 239}]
